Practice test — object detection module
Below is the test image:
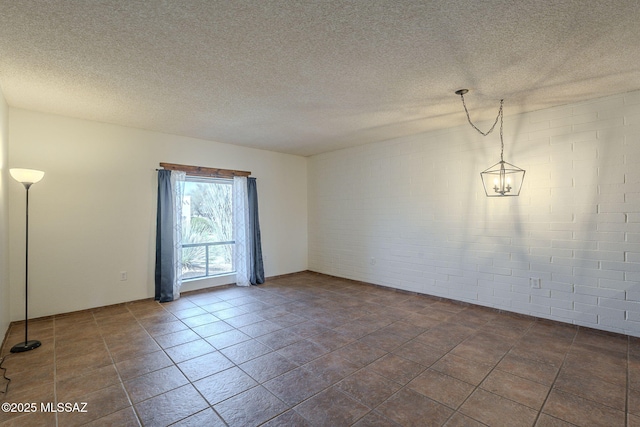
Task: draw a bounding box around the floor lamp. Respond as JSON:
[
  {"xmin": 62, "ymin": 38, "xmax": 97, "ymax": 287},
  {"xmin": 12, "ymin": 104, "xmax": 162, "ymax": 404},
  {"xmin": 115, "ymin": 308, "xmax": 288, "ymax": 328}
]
[{"xmin": 9, "ymin": 168, "xmax": 45, "ymax": 353}]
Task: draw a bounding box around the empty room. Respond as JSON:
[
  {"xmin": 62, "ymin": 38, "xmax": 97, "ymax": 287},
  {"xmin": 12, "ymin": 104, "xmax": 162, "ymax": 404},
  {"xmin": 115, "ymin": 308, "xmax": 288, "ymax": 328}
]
[{"xmin": 1, "ymin": 1, "xmax": 640, "ymax": 426}]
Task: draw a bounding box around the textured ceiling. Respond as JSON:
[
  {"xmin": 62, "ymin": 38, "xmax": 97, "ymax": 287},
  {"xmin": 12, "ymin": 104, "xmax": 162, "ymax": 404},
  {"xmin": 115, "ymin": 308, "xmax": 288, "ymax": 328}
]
[{"xmin": 0, "ymin": 1, "xmax": 638, "ymax": 156}]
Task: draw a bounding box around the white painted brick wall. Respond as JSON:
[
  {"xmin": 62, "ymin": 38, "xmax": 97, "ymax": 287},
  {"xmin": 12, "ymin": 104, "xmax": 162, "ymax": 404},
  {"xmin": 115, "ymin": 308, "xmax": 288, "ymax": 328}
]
[{"xmin": 308, "ymin": 90, "xmax": 640, "ymax": 337}]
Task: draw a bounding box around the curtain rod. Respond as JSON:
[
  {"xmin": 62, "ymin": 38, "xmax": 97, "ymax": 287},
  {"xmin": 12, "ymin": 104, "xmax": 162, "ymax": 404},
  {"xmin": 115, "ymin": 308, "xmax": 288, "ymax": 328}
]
[{"xmin": 158, "ymin": 162, "xmax": 251, "ymax": 178}]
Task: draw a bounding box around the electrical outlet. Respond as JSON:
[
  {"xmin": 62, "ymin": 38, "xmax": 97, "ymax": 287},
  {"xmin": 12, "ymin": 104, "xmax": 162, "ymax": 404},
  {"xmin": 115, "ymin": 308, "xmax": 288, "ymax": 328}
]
[
  {"xmin": 530, "ymin": 277, "xmax": 541, "ymax": 289},
  {"xmin": 120, "ymin": 271, "xmax": 128, "ymax": 281}
]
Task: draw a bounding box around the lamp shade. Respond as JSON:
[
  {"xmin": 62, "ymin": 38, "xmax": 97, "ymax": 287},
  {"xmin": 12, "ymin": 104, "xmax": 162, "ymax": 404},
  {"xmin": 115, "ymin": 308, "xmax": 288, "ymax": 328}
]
[{"xmin": 10, "ymin": 168, "xmax": 45, "ymax": 185}]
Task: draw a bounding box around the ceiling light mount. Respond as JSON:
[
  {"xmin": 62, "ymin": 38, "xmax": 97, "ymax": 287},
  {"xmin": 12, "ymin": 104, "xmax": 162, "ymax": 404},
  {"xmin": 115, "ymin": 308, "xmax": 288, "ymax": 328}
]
[{"xmin": 455, "ymin": 89, "xmax": 525, "ymax": 197}]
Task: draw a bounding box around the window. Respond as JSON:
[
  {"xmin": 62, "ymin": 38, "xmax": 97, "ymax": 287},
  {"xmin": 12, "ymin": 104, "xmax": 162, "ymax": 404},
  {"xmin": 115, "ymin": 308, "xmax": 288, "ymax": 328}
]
[{"xmin": 180, "ymin": 177, "xmax": 234, "ymax": 280}]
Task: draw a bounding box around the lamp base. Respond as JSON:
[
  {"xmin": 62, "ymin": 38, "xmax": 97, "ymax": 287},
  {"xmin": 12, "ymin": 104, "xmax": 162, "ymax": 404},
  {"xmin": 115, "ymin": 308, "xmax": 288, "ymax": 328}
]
[{"xmin": 10, "ymin": 340, "xmax": 41, "ymax": 353}]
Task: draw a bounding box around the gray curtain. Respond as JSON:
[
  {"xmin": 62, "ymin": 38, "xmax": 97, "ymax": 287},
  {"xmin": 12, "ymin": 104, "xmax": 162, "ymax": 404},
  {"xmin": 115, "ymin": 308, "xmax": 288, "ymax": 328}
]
[
  {"xmin": 155, "ymin": 170, "xmax": 176, "ymax": 301},
  {"xmin": 248, "ymin": 177, "xmax": 265, "ymax": 284}
]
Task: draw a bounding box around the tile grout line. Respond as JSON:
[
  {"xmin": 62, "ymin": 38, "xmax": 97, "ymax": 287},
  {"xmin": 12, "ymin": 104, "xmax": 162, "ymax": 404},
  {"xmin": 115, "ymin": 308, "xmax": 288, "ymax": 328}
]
[
  {"xmin": 435, "ymin": 318, "xmax": 537, "ymax": 426},
  {"xmin": 626, "ymin": 335, "xmax": 630, "ymax": 427},
  {"xmin": 122, "ymin": 303, "xmax": 161, "ymax": 427},
  {"xmin": 91, "ymin": 308, "xmax": 140, "ymax": 426},
  {"xmin": 53, "ymin": 316, "xmax": 58, "ymax": 427},
  {"xmin": 532, "ymin": 324, "xmax": 579, "ymax": 427},
  {"xmin": 170, "ymin": 290, "xmax": 292, "ymax": 425},
  {"xmin": 175, "ymin": 296, "xmax": 237, "ymax": 427},
  {"xmin": 129, "ymin": 300, "xmax": 209, "ymax": 427},
  {"xmin": 213, "ymin": 287, "xmax": 390, "ymax": 425},
  {"xmin": 221, "ymin": 288, "xmax": 324, "ymax": 426},
  {"xmin": 292, "ymin": 296, "xmax": 484, "ymax": 424}
]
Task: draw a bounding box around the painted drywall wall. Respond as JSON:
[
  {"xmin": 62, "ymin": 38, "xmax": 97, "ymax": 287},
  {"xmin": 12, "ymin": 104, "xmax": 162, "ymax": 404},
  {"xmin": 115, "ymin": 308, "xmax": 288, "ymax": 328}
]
[
  {"xmin": 0, "ymin": 89, "xmax": 9, "ymax": 340},
  {"xmin": 8, "ymin": 109, "xmax": 308, "ymax": 319},
  {"xmin": 309, "ymin": 90, "xmax": 640, "ymax": 337}
]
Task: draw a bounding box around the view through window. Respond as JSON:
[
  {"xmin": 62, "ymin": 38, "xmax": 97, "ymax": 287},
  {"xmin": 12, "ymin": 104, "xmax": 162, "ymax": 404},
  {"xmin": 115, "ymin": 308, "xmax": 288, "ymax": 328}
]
[{"xmin": 181, "ymin": 177, "xmax": 234, "ymax": 280}]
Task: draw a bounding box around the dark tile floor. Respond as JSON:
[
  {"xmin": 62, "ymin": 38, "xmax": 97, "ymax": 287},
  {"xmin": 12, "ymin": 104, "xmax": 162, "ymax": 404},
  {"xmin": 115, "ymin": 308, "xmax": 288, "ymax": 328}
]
[{"xmin": 0, "ymin": 271, "xmax": 638, "ymax": 426}]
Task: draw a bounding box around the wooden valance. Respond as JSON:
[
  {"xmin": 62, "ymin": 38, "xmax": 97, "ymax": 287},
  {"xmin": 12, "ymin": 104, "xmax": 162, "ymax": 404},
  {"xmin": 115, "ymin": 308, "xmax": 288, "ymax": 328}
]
[{"xmin": 159, "ymin": 162, "xmax": 251, "ymax": 178}]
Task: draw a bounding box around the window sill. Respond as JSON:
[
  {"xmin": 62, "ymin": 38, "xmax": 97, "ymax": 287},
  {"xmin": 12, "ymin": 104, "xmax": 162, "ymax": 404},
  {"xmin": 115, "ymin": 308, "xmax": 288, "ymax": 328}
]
[
  {"xmin": 183, "ymin": 272, "xmax": 236, "ymax": 283},
  {"xmin": 180, "ymin": 273, "xmax": 236, "ymax": 293}
]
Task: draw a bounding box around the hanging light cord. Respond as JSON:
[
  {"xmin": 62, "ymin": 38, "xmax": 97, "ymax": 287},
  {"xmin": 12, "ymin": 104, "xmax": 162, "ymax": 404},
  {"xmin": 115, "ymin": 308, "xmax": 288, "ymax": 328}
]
[{"xmin": 459, "ymin": 93, "xmax": 505, "ymax": 162}]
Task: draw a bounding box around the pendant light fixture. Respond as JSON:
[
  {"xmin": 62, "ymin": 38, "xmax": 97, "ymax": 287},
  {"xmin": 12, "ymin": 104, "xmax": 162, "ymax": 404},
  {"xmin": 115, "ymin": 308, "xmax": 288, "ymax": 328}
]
[{"xmin": 455, "ymin": 89, "xmax": 525, "ymax": 197}]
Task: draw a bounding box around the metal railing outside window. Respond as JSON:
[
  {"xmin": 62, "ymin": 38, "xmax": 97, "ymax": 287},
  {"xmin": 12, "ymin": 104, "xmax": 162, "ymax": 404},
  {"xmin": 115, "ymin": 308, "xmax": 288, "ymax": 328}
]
[{"xmin": 181, "ymin": 240, "xmax": 235, "ymax": 280}]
